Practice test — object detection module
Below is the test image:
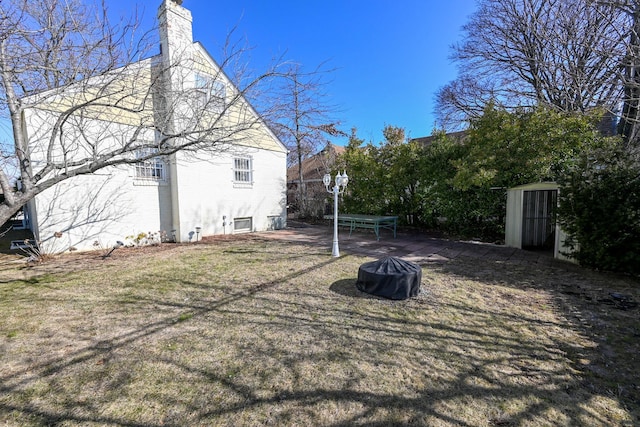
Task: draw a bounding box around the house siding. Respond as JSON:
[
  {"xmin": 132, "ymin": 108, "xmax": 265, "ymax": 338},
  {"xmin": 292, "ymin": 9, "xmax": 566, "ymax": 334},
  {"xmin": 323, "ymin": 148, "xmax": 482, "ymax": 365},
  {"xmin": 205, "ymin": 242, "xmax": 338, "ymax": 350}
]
[
  {"xmin": 170, "ymin": 147, "xmax": 286, "ymax": 241},
  {"xmin": 21, "ymin": 0, "xmax": 287, "ymax": 252},
  {"xmin": 27, "ymin": 127, "xmax": 285, "ymax": 252},
  {"xmin": 29, "ymin": 145, "xmax": 286, "ymax": 252}
]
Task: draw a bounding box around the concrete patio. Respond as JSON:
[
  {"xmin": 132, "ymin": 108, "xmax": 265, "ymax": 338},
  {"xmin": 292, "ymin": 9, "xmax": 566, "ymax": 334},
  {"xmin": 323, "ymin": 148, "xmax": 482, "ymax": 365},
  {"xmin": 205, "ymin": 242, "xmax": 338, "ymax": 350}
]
[{"xmin": 262, "ymin": 220, "xmax": 571, "ymax": 268}]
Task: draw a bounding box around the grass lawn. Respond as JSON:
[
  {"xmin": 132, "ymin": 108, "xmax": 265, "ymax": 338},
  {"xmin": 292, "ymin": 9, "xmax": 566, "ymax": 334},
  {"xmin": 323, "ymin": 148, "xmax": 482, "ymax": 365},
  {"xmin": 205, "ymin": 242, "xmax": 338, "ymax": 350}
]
[{"xmin": 0, "ymin": 234, "xmax": 639, "ymax": 426}]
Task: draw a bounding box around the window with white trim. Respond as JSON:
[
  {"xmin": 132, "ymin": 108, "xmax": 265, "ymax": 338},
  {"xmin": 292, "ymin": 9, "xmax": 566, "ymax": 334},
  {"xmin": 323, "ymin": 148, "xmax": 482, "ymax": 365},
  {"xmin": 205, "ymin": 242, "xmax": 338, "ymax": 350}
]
[
  {"xmin": 135, "ymin": 148, "xmax": 166, "ymax": 181},
  {"xmin": 234, "ymin": 217, "xmax": 252, "ymax": 233},
  {"xmin": 233, "ymin": 157, "xmax": 253, "ymax": 185},
  {"xmin": 194, "ymin": 72, "xmax": 226, "ymax": 113}
]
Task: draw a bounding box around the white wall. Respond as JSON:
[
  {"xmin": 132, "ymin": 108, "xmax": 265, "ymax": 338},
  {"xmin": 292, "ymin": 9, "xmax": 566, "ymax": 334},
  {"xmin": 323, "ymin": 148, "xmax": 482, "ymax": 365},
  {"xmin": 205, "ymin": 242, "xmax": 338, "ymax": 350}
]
[
  {"xmin": 171, "ymin": 146, "xmax": 287, "ymax": 242},
  {"xmin": 30, "ymin": 144, "xmax": 286, "ymax": 252},
  {"xmin": 24, "ymin": 108, "xmax": 171, "ymax": 252},
  {"xmin": 25, "ymin": 106, "xmax": 286, "ymax": 252},
  {"xmin": 30, "ymin": 165, "xmax": 172, "ymax": 253}
]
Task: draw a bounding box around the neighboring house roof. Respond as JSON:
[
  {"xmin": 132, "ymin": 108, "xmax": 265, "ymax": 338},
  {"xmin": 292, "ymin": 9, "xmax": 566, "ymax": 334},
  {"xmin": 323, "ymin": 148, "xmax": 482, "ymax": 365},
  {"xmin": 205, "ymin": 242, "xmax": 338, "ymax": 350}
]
[
  {"xmin": 287, "ymin": 143, "xmax": 345, "ymax": 184},
  {"xmin": 411, "ymin": 130, "xmax": 467, "ymax": 148}
]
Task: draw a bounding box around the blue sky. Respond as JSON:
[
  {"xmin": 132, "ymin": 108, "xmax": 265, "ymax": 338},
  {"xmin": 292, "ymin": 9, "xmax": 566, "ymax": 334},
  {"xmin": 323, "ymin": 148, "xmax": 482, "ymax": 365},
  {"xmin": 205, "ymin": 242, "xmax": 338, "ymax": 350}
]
[{"xmin": 109, "ymin": 0, "xmax": 478, "ymax": 145}]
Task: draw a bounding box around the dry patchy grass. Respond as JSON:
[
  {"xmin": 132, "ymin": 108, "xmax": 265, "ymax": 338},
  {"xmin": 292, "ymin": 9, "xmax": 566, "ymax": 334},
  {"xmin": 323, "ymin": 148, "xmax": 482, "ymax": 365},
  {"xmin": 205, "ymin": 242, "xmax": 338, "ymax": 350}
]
[{"xmin": 0, "ymin": 235, "xmax": 639, "ymax": 426}]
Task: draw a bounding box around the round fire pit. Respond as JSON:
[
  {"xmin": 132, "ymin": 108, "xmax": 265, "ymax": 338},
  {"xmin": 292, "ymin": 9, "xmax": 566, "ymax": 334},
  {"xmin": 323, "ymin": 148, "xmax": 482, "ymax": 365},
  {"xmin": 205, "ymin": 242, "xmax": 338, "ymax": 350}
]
[{"xmin": 356, "ymin": 256, "xmax": 421, "ymax": 300}]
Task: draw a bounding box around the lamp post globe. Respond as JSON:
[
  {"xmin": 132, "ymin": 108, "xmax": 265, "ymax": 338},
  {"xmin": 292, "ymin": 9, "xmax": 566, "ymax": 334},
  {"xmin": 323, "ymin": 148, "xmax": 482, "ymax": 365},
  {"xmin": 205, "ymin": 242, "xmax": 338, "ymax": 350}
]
[{"xmin": 323, "ymin": 173, "xmax": 331, "ymax": 188}]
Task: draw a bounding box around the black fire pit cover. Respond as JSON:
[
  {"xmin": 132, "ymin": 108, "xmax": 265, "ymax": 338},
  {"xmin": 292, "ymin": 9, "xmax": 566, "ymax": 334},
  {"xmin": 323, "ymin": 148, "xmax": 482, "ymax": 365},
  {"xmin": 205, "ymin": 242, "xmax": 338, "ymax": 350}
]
[{"xmin": 356, "ymin": 256, "xmax": 421, "ymax": 300}]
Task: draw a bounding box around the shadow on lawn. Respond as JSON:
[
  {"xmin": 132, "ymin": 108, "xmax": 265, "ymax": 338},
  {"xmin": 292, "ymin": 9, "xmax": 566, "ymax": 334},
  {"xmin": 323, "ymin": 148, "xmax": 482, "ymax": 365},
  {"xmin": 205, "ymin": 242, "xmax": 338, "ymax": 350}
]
[
  {"xmin": 329, "ymin": 278, "xmax": 363, "ymax": 298},
  {"xmin": 0, "ymin": 252, "xmax": 344, "ymax": 426},
  {"xmin": 154, "ymin": 279, "xmax": 633, "ymax": 426},
  {"xmin": 1, "ymin": 239, "xmax": 639, "ymax": 426},
  {"xmin": 426, "ymin": 257, "xmax": 640, "ymax": 425}
]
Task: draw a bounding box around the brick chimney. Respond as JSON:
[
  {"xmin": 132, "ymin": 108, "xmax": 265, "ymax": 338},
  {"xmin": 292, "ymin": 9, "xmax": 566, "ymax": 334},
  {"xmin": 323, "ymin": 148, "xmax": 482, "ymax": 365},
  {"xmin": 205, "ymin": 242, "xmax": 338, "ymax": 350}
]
[{"xmin": 158, "ymin": 0, "xmax": 193, "ymax": 66}]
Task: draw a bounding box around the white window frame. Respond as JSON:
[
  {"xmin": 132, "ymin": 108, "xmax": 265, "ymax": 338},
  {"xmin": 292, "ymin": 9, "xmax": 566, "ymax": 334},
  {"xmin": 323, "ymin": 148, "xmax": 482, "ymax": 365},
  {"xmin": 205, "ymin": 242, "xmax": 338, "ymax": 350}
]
[
  {"xmin": 233, "ymin": 217, "xmax": 253, "ymax": 233},
  {"xmin": 233, "ymin": 157, "xmax": 253, "ymax": 187},
  {"xmin": 194, "ymin": 72, "xmax": 226, "ymax": 113},
  {"xmin": 134, "ymin": 148, "xmax": 166, "ymax": 183}
]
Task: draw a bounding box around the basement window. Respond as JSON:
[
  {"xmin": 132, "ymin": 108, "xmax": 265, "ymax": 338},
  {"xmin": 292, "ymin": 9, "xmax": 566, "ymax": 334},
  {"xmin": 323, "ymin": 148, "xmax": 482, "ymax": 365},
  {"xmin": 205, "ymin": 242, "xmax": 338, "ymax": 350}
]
[{"xmin": 233, "ymin": 217, "xmax": 252, "ymax": 233}]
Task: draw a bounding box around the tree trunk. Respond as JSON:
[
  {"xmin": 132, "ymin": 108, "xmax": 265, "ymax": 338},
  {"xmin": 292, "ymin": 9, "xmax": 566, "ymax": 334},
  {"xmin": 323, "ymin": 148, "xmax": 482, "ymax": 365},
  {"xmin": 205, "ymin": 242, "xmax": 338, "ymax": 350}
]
[{"xmin": 618, "ymin": 3, "xmax": 640, "ymax": 151}]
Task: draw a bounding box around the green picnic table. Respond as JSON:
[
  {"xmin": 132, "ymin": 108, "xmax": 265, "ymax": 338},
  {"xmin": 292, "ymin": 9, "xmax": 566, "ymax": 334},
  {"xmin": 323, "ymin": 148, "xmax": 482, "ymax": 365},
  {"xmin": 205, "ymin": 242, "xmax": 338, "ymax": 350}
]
[{"xmin": 324, "ymin": 214, "xmax": 398, "ymax": 241}]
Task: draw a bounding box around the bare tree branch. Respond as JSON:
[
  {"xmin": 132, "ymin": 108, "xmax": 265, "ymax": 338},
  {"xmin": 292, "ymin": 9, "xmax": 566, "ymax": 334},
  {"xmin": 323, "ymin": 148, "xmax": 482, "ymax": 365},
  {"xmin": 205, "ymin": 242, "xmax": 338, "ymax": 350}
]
[
  {"xmin": 267, "ymin": 62, "xmax": 344, "ymax": 217},
  {"xmin": 435, "ymin": 0, "xmax": 628, "ymax": 131},
  {"xmin": 0, "ymin": 0, "xmax": 290, "ymax": 226}
]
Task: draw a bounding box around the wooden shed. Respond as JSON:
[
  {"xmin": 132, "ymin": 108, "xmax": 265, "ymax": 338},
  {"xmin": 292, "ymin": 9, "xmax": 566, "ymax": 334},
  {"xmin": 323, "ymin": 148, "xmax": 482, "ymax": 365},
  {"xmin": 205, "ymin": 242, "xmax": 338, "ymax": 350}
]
[{"xmin": 505, "ymin": 182, "xmax": 574, "ymax": 261}]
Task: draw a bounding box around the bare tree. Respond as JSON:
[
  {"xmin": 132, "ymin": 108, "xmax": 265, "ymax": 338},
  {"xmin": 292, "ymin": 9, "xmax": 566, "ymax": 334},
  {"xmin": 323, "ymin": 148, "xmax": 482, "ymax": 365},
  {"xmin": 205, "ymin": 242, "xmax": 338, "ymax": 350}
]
[
  {"xmin": 596, "ymin": 0, "xmax": 640, "ymax": 149},
  {"xmin": 435, "ymin": 78, "xmax": 499, "ymax": 131},
  {"xmin": 269, "ymin": 63, "xmax": 343, "ymax": 217},
  {"xmin": 0, "ymin": 0, "xmax": 286, "ymax": 227},
  {"xmin": 436, "ymin": 0, "xmax": 627, "ymax": 130}
]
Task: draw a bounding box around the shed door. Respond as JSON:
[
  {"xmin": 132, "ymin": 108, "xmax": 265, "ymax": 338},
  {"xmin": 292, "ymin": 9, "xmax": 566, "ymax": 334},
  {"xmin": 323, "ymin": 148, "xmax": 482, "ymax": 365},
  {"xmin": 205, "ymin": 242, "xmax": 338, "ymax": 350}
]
[{"xmin": 522, "ymin": 190, "xmax": 557, "ymax": 249}]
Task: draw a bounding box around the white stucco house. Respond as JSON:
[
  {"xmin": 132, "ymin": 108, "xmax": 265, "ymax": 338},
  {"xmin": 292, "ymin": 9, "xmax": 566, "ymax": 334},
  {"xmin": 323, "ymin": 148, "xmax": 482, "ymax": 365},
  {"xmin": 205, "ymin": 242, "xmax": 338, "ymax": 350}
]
[{"xmin": 21, "ymin": 0, "xmax": 287, "ymax": 252}]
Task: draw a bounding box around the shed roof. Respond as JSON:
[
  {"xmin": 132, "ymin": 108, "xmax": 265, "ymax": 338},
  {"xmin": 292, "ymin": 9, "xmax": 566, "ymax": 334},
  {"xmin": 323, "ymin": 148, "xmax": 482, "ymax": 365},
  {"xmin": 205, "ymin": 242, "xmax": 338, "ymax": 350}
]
[{"xmin": 508, "ymin": 182, "xmax": 558, "ymax": 191}]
